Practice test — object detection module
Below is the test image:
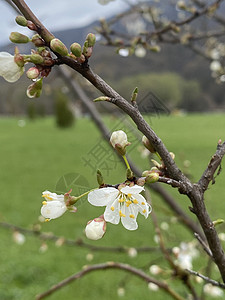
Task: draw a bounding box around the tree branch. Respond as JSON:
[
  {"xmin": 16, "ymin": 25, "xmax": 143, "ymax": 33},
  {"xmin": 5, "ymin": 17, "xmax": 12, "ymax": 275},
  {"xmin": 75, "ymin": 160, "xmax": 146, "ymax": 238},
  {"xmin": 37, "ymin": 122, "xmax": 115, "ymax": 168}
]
[{"xmin": 35, "ymin": 262, "xmax": 185, "ymax": 300}]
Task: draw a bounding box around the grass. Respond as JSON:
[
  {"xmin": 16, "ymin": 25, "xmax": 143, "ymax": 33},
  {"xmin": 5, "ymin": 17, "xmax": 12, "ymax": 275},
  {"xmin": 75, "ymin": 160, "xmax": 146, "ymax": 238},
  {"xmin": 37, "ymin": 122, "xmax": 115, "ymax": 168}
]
[{"xmin": 0, "ymin": 113, "xmax": 225, "ymax": 300}]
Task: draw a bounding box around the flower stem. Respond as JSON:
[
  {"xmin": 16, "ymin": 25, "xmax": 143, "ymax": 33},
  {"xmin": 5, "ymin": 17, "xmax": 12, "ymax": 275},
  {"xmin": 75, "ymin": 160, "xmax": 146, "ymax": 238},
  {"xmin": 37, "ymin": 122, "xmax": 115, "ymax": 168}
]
[{"xmin": 122, "ymin": 155, "xmax": 131, "ymax": 171}]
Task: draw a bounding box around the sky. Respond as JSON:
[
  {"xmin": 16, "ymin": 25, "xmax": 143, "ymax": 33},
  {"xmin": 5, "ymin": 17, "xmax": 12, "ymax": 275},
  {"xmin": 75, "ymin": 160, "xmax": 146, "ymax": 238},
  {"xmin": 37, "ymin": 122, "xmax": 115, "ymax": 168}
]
[{"xmin": 0, "ymin": 0, "xmax": 129, "ymax": 46}]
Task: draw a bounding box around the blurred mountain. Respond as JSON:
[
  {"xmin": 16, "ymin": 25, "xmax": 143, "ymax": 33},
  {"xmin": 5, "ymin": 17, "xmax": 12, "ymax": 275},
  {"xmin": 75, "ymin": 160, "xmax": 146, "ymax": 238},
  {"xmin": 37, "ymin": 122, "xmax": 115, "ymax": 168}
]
[{"xmin": 0, "ymin": 4, "xmax": 225, "ymax": 115}]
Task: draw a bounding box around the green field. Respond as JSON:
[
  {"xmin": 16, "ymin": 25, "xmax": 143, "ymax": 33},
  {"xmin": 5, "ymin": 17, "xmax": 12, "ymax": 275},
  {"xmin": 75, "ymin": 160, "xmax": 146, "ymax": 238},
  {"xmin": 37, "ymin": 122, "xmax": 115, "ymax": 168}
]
[{"xmin": 0, "ymin": 114, "xmax": 225, "ymax": 300}]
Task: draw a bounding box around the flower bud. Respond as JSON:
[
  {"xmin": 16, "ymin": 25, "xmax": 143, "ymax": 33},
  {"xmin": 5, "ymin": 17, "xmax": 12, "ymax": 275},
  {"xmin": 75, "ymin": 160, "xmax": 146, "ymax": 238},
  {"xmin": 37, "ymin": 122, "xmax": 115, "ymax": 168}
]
[
  {"xmin": 70, "ymin": 42, "xmax": 82, "ymax": 57},
  {"xmin": 145, "ymin": 172, "xmax": 159, "ymax": 184},
  {"xmin": 9, "ymin": 32, "xmax": 30, "ymax": 44},
  {"xmin": 110, "ymin": 130, "xmax": 130, "ymax": 156},
  {"xmin": 142, "ymin": 135, "xmax": 155, "ymax": 153},
  {"xmin": 29, "ymin": 54, "xmax": 44, "ymax": 64},
  {"xmin": 170, "ymin": 152, "xmax": 175, "ymax": 160},
  {"xmin": 148, "ymin": 45, "xmax": 161, "ymax": 52},
  {"xmin": 26, "ymin": 67, "xmax": 40, "ymax": 79},
  {"xmin": 15, "ymin": 15, "xmax": 28, "ymax": 27},
  {"xmin": 32, "ymin": 34, "xmax": 45, "ymax": 47},
  {"xmin": 85, "ymin": 216, "xmax": 106, "ymax": 240},
  {"xmin": 14, "ymin": 47, "xmax": 25, "ymax": 67},
  {"xmin": 86, "ymin": 33, "xmax": 96, "ymax": 47},
  {"xmin": 97, "ymin": 170, "xmax": 104, "ymax": 186},
  {"xmin": 26, "ymin": 78, "xmax": 43, "ymax": 98},
  {"xmin": 77, "ymin": 54, "xmax": 86, "ymax": 64},
  {"xmin": 50, "ymin": 38, "xmax": 68, "ymax": 56},
  {"xmin": 27, "ymin": 20, "xmax": 37, "ymax": 31},
  {"xmin": 93, "ymin": 96, "xmax": 110, "ymax": 102}
]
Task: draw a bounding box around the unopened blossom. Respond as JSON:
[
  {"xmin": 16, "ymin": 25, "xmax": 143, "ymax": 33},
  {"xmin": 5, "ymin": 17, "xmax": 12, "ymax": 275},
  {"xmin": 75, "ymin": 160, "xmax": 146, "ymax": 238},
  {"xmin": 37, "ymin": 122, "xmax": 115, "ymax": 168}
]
[
  {"xmin": 13, "ymin": 231, "xmax": 26, "ymax": 245},
  {"xmin": 210, "ymin": 60, "xmax": 222, "ymax": 72},
  {"xmin": 0, "ymin": 52, "xmax": 24, "ymax": 82},
  {"xmin": 88, "ymin": 185, "xmax": 151, "ymax": 230},
  {"xmin": 41, "ymin": 191, "xmax": 67, "ymax": 220},
  {"xmin": 85, "ymin": 216, "xmax": 106, "ymax": 240},
  {"xmin": 204, "ymin": 284, "xmax": 224, "ymax": 297},
  {"xmin": 110, "ymin": 130, "xmax": 130, "ymax": 155}
]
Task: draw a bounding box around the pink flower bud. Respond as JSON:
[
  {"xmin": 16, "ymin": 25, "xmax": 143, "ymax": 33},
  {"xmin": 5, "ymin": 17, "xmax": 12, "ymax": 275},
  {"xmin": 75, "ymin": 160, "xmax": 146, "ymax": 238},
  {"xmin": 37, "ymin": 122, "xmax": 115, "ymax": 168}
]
[{"xmin": 26, "ymin": 67, "xmax": 40, "ymax": 79}]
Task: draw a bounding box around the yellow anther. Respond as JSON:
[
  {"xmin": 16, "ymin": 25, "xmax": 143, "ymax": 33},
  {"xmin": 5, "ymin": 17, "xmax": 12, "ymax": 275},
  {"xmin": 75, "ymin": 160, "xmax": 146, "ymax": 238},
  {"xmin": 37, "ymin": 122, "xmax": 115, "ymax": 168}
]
[
  {"xmin": 133, "ymin": 199, "xmax": 138, "ymax": 204},
  {"xmin": 45, "ymin": 218, "xmax": 50, "ymax": 222},
  {"xmin": 127, "ymin": 193, "xmax": 132, "ymax": 198},
  {"xmin": 119, "ymin": 210, "xmax": 126, "ymax": 217},
  {"xmin": 141, "ymin": 202, "xmax": 145, "ymax": 205},
  {"xmin": 126, "ymin": 200, "xmax": 132, "ymax": 207},
  {"xmin": 118, "ymin": 198, "xmax": 124, "ymax": 203},
  {"xmin": 42, "ymin": 201, "xmax": 47, "ymax": 205},
  {"xmin": 129, "ymin": 214, "xmax": 135, "ymax": 219},
  {"xmin": 143, "ymin": 209, "xmax": 146, "ymax": 214},
  {"xmin": 111, "ymin": 206, "xmax": 115, "ymax": 211}
]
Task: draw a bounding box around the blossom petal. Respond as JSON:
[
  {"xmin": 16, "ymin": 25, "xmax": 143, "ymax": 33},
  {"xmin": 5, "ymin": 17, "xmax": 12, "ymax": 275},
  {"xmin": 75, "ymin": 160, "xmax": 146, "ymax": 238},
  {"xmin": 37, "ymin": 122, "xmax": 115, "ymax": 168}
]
[
  {"xmin": 104, "ymin": 199, "xmax": 120, "ymax": 224},
  {"xmin": 121, "ymin": 205, "xmax": 138, "ymax": 230},
  {"xmin": 41, "ymin": 201, "xmax": 67, "ymax": 219},
  {"xmin": 121, "ymin": 185, "xmax": 145, "ymax": 195},
  {"xmin": 88, "ymin": 187, "xmax": 119, "ymax": 207},
  {"xmin": 135, "ymin": 194, "xmax": 151, "ymax": 218},
  {"xmin": 0, "ymin": 52, "xmax": 23, "ymax": 83}
]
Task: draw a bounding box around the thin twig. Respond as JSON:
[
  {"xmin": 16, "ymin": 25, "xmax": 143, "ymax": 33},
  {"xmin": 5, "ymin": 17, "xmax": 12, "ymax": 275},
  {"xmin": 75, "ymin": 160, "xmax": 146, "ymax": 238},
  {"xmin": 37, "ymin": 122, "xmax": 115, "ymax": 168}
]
[
  {"xmin": 186, "ymin": 268, "xmax": 225, "ymax": 289},
  {"xmin": 35, "ymin": 262, "xmax": 185, "ymax": 300}
]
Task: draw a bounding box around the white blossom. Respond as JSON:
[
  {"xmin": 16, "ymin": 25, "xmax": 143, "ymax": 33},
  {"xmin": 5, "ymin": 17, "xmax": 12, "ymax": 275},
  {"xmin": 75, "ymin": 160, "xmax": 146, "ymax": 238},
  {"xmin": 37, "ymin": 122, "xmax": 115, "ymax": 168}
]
[
  {"xmin": 13, "ymin": 231, "xmax": 26, "ymax": 245},
  {"xmin": 204, "ymin": 284, "xmax": 224, "ymax": 298},
  {"xmin": 210, "ymin": 60, "xmax": 222, "ymax": 72},
  {"xmin": 88, "ymin": 185, "xmax": 151, "ymax": 230},
  {"xmin": 41, "ymin": 191, "xmax": 67, "ymax": 220},
  {"xmin": 148, "ymin": 282, "xmax": 159, "ymax": 291},
  {"xmin": 173, "ymin": 241, "xmax": 199, "ymax": 269},
  {"xmin": 135, "ymin": 46, "xmax": 147, "ymax": 58},
  {"xmin": 0, "ymin": 52, "xmax": 24, "ymax": 82}
]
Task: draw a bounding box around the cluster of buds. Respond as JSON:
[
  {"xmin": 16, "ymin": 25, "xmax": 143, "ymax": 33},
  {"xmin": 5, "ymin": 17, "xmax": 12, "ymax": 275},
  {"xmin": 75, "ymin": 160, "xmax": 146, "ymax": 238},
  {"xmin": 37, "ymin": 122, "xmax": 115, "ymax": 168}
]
[
  {"xmin": 5, "ymin": 14, "xmax": 97, "ymax": 98},
  {"xmin": 70, "ymin": 33, "xmax": 96, "ymax": 63},
  {"xmin": 141, "ymin": 135, "xmax": 176, "ymax": 183}
]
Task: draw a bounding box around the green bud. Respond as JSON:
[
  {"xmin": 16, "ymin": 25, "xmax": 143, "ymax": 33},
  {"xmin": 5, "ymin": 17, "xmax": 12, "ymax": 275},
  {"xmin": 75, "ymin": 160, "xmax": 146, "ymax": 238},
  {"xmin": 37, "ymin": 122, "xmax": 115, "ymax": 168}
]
[
  {"xmin": 148, "ymin": 45, "xmax": 161, "ymax": 52},
  {"xmin": 50, "ymin": 38, "xmax": 68, "ymax": 56},
  {"xmin": 70, "ymin": 42, "xmax": 82, "ymax": 57},
  {"xmin": 151, "ymin": 159, "xmax": 162, "ymax": 169},
  {"xmin": 131, "ymin": 87, "xmax": 138, "ymax": 102},
  {"xmin": 9, "ymin": 32, "xmax": 30, "ymax": 44},
  {"xmin": 213, "ymin": 219, "xmax": 224, "ymax": 227},
  {"xmin": 145, "ymin": 172, "xmax": 159, "ymax": 184},
  {"xmin": 29, "ymin": 54, "xmax": 44, "ymax": 64},
  {"xmin": 32, "ymin": 34, "xmax": 45, "ymax": 47},
  {"xmin": 93, "ymin": 96, "xmax": 110, "ymax": 102},
  {"xmin": 82, "ymin": 40, "xmax": 89, "ymax": 56},
  {"xmin": 86, "ymin": 33, "xmax": 96, "ymax": 47},
  {"xmin": 97, "ymin": 170, "xmax": 104, "ymax": 186},
  {"xmin": 15, "ymin": 15, "xmax": 28, "ymax": 27}
]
